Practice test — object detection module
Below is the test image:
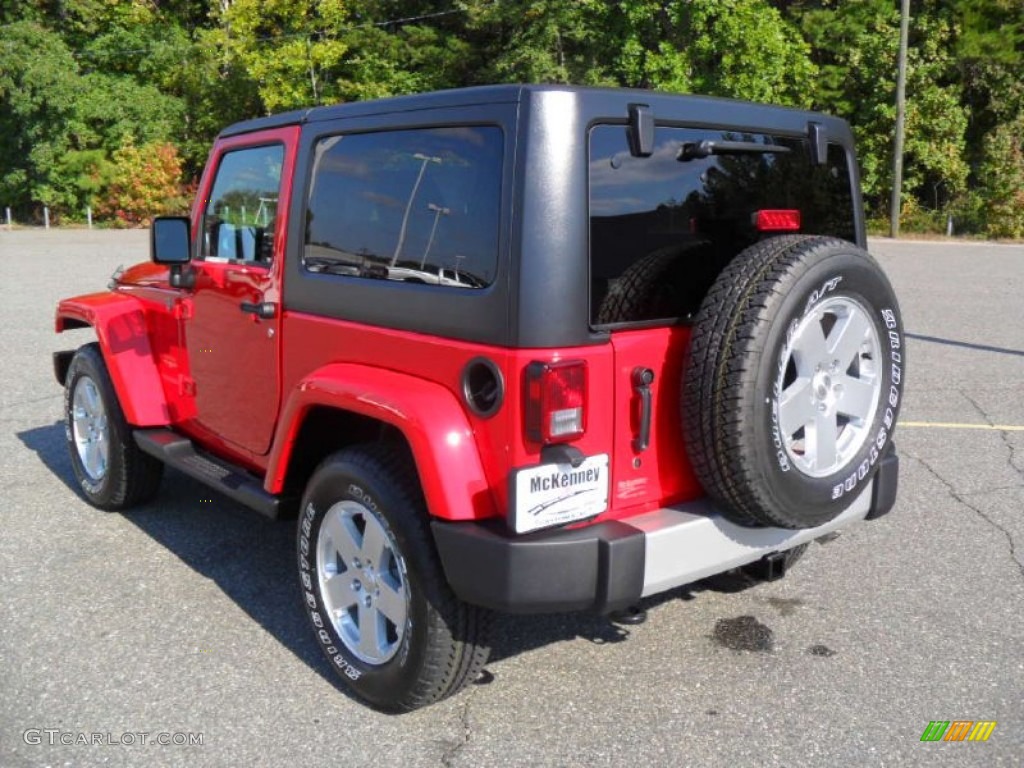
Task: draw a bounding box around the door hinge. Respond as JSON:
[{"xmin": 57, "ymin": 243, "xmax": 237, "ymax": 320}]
[
  {"xmin": 178, "ymin": 375, "xmax": 196, "ymax": 397},
  {"xmin": 173, "ymin": 300, "xmax": 193, "ymax": 320}
]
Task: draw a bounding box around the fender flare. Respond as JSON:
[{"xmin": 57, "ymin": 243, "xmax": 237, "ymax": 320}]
[
  {"xmin": 55, "ymin": 293, "xmax": 171, "ymax": 425},
  {"xmin": 266, "ymin": 363, "xmax": 495, "ymax": 521}
]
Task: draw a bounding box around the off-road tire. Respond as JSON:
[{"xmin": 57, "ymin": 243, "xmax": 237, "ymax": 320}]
[
  {"xmin": 297, "ymin": 444, "xmax": 491, "ymax": 712},
  {"xmin": 64, "ymin": 343, "xmax": 163, "ymax": 510},
  {"xmin": 682, "ymin": 235, "xmax": 904, "ymax": 528}
]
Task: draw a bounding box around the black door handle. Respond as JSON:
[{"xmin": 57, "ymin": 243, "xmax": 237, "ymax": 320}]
[
  {"xmin": 632, "ymin": 367, "xmax": 655, "ymax": 452},
  {"xmin": 240, "ymin": 301, "xmax": 277, "ymax": 319}
]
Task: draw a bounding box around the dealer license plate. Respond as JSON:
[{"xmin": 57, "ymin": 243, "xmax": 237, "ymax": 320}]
[{"xmin": 511, "ymin": 454, "xmax": 609, "ymax": 534}]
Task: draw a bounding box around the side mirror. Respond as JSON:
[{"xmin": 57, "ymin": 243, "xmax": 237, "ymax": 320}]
[
  {"xmin": 151, "ymin": 216, "xmax": 194, "ymax": 288},
  {"xmin": 151, "ymin": 216, "xmax": 192, "ymax": 264}
]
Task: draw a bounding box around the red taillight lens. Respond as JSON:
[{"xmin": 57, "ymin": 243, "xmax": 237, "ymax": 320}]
[
  {"xmin": 754, "ymin": 209, "xmax": 801, "ymax": 232},
  {"xmin": 525, "ymin": 360, "xmax": 587, "ymax": 444}
]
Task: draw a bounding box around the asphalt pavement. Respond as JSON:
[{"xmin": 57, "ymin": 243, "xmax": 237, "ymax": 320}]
[{"xmin": 1, "ymin": 230, "xmax": 1021, "ymax": 767}]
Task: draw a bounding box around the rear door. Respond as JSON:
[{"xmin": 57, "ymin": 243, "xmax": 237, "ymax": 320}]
[{"xmin": 587, "ymin": 123, "xmax": 857, "ymax": 511}]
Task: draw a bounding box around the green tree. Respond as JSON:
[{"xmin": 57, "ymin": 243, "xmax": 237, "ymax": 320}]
[
  {"xmin": 214, "ymin": 0, "xmax": 351, "ymax": 111},
  {"xmin": 948, "ymin": 0, "xmax": 1024, "ymax": 175},
  {"xmin": 0, "ymin": 22, "xmax": 83, "ymax": 216},
  {"xmin": 332, "ymin": 11, "xmax": 474, "ymax": 100},
  {"xmin": 976, "ymin": 113, "xmax": 1024, "ymax": 238},
  {"xmin": 465, "ymin": 0, "xmax": 816, "ymax": 102},
  {"xmin": 465, "ymin": 0, "xmax": 616, "ymax": 85},
  {"xmin": 794, "ymin": 1, "xmax": 968, "ymax": 216},
  {"xmin": 674, "ymin": 0, "xmax": 818, "ymax": 104}
]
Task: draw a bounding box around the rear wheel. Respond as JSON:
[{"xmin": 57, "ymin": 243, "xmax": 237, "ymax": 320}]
[
  {"xmin": 682, "ymin": 236, "xmax": 904, "ymax": 528},
  {"xmin": 297, "ymin": 445, "xmax": 491, "ymax": 712},
  {"xmin": 64, "ymin": 343, "xmax": 163, "ymax": 509}
]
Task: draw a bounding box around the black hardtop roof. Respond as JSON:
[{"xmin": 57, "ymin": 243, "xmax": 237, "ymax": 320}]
[
  {"xmin": 219, "ymin": 84, "xmax": 523, "ymax": 137},
  {"xmin": 218, "ymin": 84, "xmax": 843, "ymax": 139}
]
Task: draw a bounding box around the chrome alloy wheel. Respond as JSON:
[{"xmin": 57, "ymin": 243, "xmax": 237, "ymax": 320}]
[
  {"xmin": 775, "ymin": 296, "xmax": 882, "ymax": 478},
  {"xmin": 71, "ymin": 375, "xmax": 110, "ymax": 482},
  {"xmin": 316, "ymin": 500, "xmax": 409, "ymax": 665}
]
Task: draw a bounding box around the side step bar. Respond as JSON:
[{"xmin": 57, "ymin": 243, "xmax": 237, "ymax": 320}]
[{"xmin": 134, "ymin": 429, "xmax": 287, "ymax": 519}]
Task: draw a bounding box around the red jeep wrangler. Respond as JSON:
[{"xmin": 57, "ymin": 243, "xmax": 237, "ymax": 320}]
[{"xmin": 54, "ymin": 85, "xmax": 903, "ymax": 711}]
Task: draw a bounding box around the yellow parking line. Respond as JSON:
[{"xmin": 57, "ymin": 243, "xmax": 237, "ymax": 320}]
[{"xmin": 900, "ymin": 421, "xmax": 1024, "ymax": 431}]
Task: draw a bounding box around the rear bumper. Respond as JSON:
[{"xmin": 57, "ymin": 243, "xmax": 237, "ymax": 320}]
[{"xmin": 432, "ymin": 447, "xmax": 898, "ymax": 614}]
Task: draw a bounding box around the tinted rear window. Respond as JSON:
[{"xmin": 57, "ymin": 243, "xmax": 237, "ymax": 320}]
[{"xmin": 590, "ymin": 125, "xmax": 855, "ymax": 325}]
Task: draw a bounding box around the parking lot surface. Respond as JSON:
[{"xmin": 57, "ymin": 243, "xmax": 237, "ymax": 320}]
[{"xmin": 1, "ymin": 230, "xmax": 1021, "ymax": 767}]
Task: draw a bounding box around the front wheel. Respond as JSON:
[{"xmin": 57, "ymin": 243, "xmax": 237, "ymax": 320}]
[
  {"xmin": 297, "ymin": 445, "xmax": 491, "ymax": 712},
  {"xmin": 64, "ymin": 343, "xmax": 163, "ymax": 509}
]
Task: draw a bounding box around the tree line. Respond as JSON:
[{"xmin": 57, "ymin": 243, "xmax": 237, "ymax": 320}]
[{"xmin": 1, "ymin": 1, "xmax": 1021, "ymax": 237}]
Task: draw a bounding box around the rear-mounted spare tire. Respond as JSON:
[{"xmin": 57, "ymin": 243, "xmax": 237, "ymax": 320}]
[{"xmin": 682, "ymin": 235, "xmax": 904, "ymax": 529}]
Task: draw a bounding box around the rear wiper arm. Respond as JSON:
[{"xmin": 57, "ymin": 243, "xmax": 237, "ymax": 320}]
[{"xmin": 678, "ymin": 140, "xmax": 791, "ymax": 161}]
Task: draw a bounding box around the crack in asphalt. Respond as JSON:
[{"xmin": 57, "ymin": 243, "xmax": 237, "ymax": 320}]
[
  {"xmin": 905, "ymin": 450, "xmax": 1024, "ymax": 580},
  {"xmin": 960, "ymin": 390, "xmax": 1024, "ymax": 483},
  {"xmin": 962, "ymin": 485, "xmax": 1024, "ymax": 497},
  {"xmin": 440, "ymin": 692, "xmax": 473, "ymax": 767}
]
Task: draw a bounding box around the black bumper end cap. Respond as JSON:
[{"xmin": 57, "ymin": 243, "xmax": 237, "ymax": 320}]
[{"xmin": 431, "ymin": 518, "xmax": 645, "ymax": 614}]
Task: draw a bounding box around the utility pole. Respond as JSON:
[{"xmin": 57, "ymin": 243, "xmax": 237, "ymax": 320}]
[
  {"xmin": 420, "ymin": 203, "xmax": 450, "ymax": 269},
  {"xmin": 391, "ymin": 153, "xmax": 441, "ymax": 267},
  {"xmin": 889, "ymin": 0, "xmax": 911, "ymax": 238}
]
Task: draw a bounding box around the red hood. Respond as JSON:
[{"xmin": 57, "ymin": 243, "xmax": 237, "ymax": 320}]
[{"xmin": 115, "ymin": 262, "xmax": 169, "ymax": 287}]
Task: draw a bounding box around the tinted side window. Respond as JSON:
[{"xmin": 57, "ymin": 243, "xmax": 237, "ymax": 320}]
[
  {"xmin": 589, "ymin": 125, "xmax": 855, "ymax": 325},
  {"xmin": 201, "ymin": 145, "xmax": 284, "ymax": 264},
  {"xmin": 304, "ymin": 127, "xmax": 503, "ymax": 289}
]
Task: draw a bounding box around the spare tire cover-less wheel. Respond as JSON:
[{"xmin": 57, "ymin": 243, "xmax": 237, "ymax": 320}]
[{"xmin": 682, "ymin": 235, "xmax": 905, "ymax": 529}]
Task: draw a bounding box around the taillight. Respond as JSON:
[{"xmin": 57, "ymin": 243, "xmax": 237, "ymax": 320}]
[
  {"xmin": 754, "ymin": 209, "xmax": 801, "ymax": 232},
  {"xmin": 524, "ymin": 360, "xmax": 587, "ymax": 444}
]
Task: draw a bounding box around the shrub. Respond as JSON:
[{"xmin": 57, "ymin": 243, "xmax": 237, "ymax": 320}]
[
  {"xmin": 95, "ymin": 136, "xmax": 186, "ymax": 227},
  {"xmin": 977, "ymin": 116, "xmax": 1024, "ymax": 240}
]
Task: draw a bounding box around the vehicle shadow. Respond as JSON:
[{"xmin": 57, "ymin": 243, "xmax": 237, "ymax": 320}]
[
  {"xmin": 16, "ymin": 421, "xmax": 353, "ymax": 697},
  {"xmin": 487, "ymin": 571, "xmax": 759, "ymax": 666},
  {"xmin": 16, "ymin": 421, "xmax": 80, "ymax": 495},
  {"xmin": 18, "ymin": 420, "xmax": 767, "ymax": 700},
  {"xmin": 905, "ymin": 331, "xmax": 1024, "ymax": 358}
]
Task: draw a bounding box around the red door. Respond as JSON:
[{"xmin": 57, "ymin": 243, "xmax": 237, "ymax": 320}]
[{"xmin": 182, "ymin": 127, "xmax": 298, "ymax": 456}]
